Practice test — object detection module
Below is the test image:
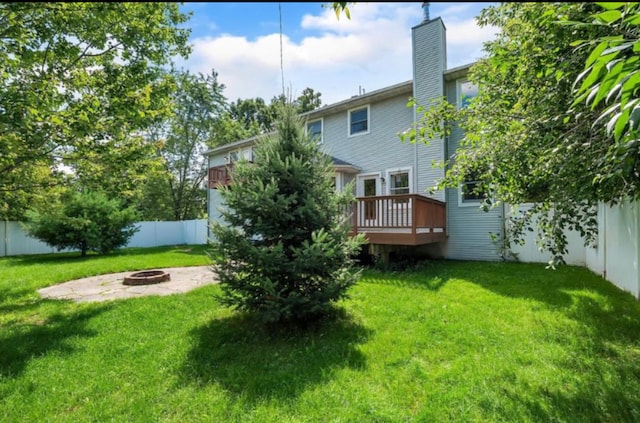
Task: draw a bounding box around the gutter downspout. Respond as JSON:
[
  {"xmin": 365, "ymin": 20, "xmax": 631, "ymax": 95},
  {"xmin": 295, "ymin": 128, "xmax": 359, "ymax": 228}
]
[
  {"xmin": 414, "ymin": 117, "xmax": 419, "ymax": 197},
  {"xmin": 444, "ymin": 133, "xmax": 450, "ymax": 237},
  {"xmin": 411, "ymin": 27, "xmax": 419, "ymax": 201}
]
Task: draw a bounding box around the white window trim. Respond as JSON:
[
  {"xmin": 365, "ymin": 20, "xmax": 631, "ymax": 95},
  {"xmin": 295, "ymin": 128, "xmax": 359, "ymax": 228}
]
[
  {"xmin": 385, "ymin": 166, "xmax": 413, "ymax": 196},
  {"xmin": 356, "ymin": 172, "xmax": 381, "ymax": 197},
  {"xmin": 348, "ymin": 104, "xmax": 370, "ymax": 137},
  {"xmin": 385, "ymin": 167, "xmax": 413, "ymax": 209},
  {"xmin": 458, "ymin": 181, "xmax": 484, "ymax": 207},
  {"xmin": 306, "ymin": 117, "xmax": 323, "ymax": 143},
  {"xmin": 227, "ymin": 146, "xmax": 253, "ymax": 163},
  {"xmin": 331, "ymin": 172, "xmax": 343, "ymax": 193}
]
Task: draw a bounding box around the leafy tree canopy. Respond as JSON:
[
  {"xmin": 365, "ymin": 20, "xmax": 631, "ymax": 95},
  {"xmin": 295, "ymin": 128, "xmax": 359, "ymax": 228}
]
[
  {"xmin": 24, "ymin": 190, "xmax": 139, "ymax": 257},
  {"xmin": 403, "ymin": 2, "xmax": 630, "ymax": 267},
  {"xmin": 570, "ymin": 2, "xmax": 640, "ymax": 187},
  {"xmin": 0, "ymin": 2, "xmax": 191, "ymax": 219},
  {"xmin": 220, "ymin": 87, "xmax": 323, "ymax": 144},
  {"xmin": 139, "ymin": 69, "xmax": 226, "ymax": 221}
]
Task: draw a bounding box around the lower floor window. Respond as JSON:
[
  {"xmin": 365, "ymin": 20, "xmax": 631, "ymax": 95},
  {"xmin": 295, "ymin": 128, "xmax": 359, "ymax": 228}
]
[
  {"xmin": 460, "ymin": 170, "xmax": 486, "ymax": 203},
  {"xmin": 389, "ymin": 172, "xmax": 409, "ymax": 195},
  {"xmin": 388, "ymin": 170, "xmax": 410, "ymax": 204}
]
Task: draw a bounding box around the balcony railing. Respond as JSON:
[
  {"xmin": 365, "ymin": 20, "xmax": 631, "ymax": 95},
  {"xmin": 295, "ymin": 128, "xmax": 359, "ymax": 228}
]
[
  {"xmin": 350, "ymin": 194, "xmax": 446, "ymax": 245},
  {"xmin": 208, "ymin": 163, "xmax": 234, "ymax": 189}
]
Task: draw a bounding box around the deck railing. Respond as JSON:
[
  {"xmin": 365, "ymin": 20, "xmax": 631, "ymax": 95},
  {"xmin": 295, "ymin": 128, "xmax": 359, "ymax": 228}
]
[
  {"xmin": 350, "ymin": 194, "xmax": 446, "ymax": 244},
  {"xmin": 208, "ymin": 163, "xmax": 234, "ymax": 188}
]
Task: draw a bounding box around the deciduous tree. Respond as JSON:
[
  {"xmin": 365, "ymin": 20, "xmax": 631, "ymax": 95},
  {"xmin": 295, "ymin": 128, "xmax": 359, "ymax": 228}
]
[
  {"xmin": 570, "ymin": 2, "xmax": 640, "ymax": 195},
  {"xmin": 24, "ymin": 191, "xmax": 139, "ymax": 257},
  {"xmin": 403, "ymin": 3, "xmax": 613, "ymax": 267},
  {"xmin": 0, "ymin": 2, "xmax": 190, "ymax": 219},
  {"xmin": 141, "ymin": 69, "xmax": 226, "ymax": 221},
  {"xmin": 225, "ymin": 88, "xmax": 323, "ymax": 140}
]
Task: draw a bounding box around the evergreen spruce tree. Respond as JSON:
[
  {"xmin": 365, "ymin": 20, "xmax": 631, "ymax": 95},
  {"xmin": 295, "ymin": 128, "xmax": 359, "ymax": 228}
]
[{"xmin": 210, "ymin": 104, "xmax": 365, "ymax": 323}]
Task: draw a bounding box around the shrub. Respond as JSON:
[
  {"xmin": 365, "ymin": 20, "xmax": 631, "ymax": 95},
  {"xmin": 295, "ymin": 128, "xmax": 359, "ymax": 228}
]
[
  {"xmin": 24, "ymin": 191, "xmax": 139, "ymax": 256},
  {"xmin": 210, "ymin": 104, "xmax": 365, "ymax": 323}
]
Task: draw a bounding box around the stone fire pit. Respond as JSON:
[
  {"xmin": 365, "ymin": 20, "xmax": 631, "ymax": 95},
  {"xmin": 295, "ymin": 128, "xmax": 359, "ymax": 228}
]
[{"xmin": 123, "ymin": 270, "xmax": 171, "ymax": 286}]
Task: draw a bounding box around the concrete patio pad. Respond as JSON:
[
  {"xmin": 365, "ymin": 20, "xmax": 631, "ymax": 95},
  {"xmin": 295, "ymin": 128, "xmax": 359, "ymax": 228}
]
[{"xmin": 38, "ymin": 266, "xmax": 218, "ymax": 303}]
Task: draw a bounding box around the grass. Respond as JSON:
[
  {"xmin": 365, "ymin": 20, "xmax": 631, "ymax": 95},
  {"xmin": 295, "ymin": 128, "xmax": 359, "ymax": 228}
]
[{"xmin": 1, "ymin": 246, "xmax": 640, "ymax": 422}]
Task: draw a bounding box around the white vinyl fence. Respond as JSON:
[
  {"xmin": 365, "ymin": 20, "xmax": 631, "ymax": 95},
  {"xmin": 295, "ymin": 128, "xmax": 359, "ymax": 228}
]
[
  {"xmin": 506, "ymin": 204, "xmax": 588, "ymax": 267},
  {"xmin": 4, "ymin": 202, "xmax": 640, "ymax": 300},
  {"xmin": 509, "ymin": 201, "xmax": 640, "ymax": 299},
  {"xmin": 0, "ymin": 219, "xmax": 207, "ymax": 257}
]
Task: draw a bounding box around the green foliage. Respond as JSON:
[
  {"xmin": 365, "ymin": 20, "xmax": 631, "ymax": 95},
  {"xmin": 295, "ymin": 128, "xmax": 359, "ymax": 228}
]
[
  {"xmin": 24, "ymin": 191, "xmax": 139, "ymax": 256},
  {"xmin": 0, "ymin": 2, "xmax": 190, "ymax": 219},
  {"xmin": 210, "ymin": 104, "xmax": 365, "ymax": 323},
  {"xmin": 329, "ymin": 2, "xmax": 354, "ymax": 20},
  {"xmin": 570, "ymin": 2, "xmax": 640, "ymax": 191},
  {"xmin": 139, "ymin": 69, "xmax": 226, "ymax": 221},
  {"xmin": 295, "ymin": 87, "xmax": 323, "ymax": 113},
  {"xmin": 223, "ymin": 88, "xmax": 323, "ymax": 140},
  {"xmin": 408, "ymin": 3, "xmax": 613, "ymax": 267},
  {"xmin": 227, "ymin": 97, "xmax": 275, "ymax": 135},
  {"xmin": 210, "ymin": 113, "xmax": 257, "ymax": 148},
  {"xmin": 135, "ymin": 170, "xmax": 178, "ymax": 221}
]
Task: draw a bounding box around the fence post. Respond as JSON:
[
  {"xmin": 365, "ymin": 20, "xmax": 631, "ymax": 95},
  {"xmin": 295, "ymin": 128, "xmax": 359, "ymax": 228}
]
[{"xmin": 1, "ymin": 220, "xmax": 6, "ymax": 257}]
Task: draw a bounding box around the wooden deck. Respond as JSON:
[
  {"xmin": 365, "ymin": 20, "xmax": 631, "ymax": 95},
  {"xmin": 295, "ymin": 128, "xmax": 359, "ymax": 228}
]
[{"xmin": 349, "ymin": 194, "xmax": 446, "ymax": 246}]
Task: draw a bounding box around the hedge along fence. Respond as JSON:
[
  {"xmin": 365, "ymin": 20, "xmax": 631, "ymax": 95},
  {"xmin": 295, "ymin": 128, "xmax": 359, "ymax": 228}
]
[{"xmin": 0, "ymin": 220, "xmax": 208, "ymax": 257}]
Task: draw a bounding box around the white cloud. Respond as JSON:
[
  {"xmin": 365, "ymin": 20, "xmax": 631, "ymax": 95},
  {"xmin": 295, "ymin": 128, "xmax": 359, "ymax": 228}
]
[
  {"xmin": 180, "ymin": 2, "xmax": 497, "ymax": 106},
  {"xmin": 439, "ymin": 3, "xmax": 477, "ymax": 19},
  {"xmin": 445, "ymin": 18, "xmax": 499, "ymax": 68}
]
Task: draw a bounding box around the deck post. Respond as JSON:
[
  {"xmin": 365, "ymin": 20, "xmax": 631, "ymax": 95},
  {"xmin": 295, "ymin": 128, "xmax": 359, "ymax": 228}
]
[
  {"xmin": 370, "ymin": 244, "xmax": 391, "ymax": 264},
  {"xmin": 353, "ymin": 200, "xmax": 358, "ymax": 234},
  {"xmin": 411, "ymin": 196, "xmax": 417, "ymax": 237}
]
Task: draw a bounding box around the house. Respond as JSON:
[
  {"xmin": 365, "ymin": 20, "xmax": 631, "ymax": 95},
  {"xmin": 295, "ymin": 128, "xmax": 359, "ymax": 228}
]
[
  {"xmin": 205, "ymin": 5, "xmax": 640, "ymax": 301},
  {"xmin": 205, "ymin": 4, "xmax": 505, "ymax": 263}
]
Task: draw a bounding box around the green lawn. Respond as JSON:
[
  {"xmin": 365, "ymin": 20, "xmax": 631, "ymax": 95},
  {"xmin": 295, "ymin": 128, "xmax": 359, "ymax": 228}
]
[{"xmin": 1, "ymin": 246, "xmax": 640, "ymax": 422}]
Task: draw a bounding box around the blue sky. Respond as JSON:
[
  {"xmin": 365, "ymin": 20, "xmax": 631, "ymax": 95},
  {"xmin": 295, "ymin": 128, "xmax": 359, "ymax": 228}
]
[{"xmin": 177, "ymin": 2, "xmax": 498, "ymax": 105}]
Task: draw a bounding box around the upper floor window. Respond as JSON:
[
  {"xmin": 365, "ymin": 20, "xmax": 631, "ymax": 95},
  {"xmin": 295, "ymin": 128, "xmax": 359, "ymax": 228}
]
[
  {"xmin": 306, "ymin": 119, "xmax": 323, "ymax": 143},
  {"xmin": 228, "ymin": 146, "xmax": 253, "ymax": 163},
  {"xmin": 458, "ymin": 80, "xmax": 478, "ymax": 109},
  {"xmin": 348, "ymin": 105, "xmax": 369, "ymax": 136}
]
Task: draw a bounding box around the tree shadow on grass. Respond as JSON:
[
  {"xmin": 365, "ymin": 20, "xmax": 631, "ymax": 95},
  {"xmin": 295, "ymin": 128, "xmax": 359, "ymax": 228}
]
[
  {"xmin": 458, "ymin": 261, "xmax": 640, "ymax": 421},
  {"xmin": 179, "ymin": 308, "xmax": 371, "ymax": 401},
  {"xmin": 361, "ymin": 260, "xmax": 449, "ymax": 291},
  {"xmin": 0, "ymin": 285, "xmax": 37, "ymax": 313},
  {"xmin": 495, "ymin": 359, "xmax": 640, "ymax": 422},
  {"xmin": 389, "ymin": 259, "xmax": 628, "ymax": 309},
  {"xmin": 0, "ymin": 304, "xmax": 112, "ymax": 378},
  {"xmin": 458, "ymin": 261, "xmax": 640, "ymax": 337}
]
